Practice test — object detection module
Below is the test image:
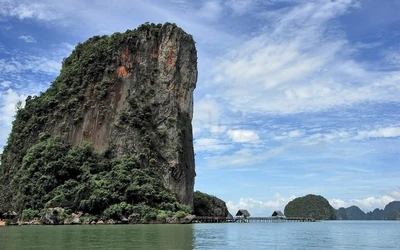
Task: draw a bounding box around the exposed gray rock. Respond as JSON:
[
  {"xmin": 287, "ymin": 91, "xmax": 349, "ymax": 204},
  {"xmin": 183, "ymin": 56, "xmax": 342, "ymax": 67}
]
[
  {"xmin": 106, "ymin": 219, "xmax": 115, "ymax": 224},
  {"xmin": 41, "ymin": 208, "xmax": 67, "ymax": 225},
  {"xmin": 71, "ymin": 217, "xmax": 82, "ymax": 225},
  {"xmin": 120, "ymin": 216, "xmax": 129, "ymax": 224}
]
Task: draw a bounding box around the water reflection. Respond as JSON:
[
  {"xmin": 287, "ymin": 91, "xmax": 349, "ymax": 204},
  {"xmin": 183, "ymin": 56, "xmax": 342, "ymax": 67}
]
[
  {"xmin": 1, "ymin": 221, "xmax": 400, "ymax": 249},
  {"xmin": 0, "ymin": 224, "xmax": 195, "ymax": 250}
]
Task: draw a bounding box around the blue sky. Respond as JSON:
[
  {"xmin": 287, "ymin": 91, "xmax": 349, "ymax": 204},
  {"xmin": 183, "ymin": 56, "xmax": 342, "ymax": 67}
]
[{"xmin": 1, "ymin": 0, "xmax": 400, "ymax": 216}]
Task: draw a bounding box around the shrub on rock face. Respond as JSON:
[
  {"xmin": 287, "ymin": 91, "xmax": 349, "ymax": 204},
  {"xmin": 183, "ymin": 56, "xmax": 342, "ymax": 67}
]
[{"xmin": 21, "ymin": 209, "xmax": 39, "ymax": 221}]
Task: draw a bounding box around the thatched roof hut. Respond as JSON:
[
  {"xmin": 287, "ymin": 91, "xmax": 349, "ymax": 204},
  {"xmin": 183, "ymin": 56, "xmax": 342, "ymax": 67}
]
[
  {"xmin": 236, "ymin": 209, "xmax": 250, "ymax": 218},
  {"xmin": 272, "ymin": 210, "xmax": 284, "ymax": 217}
]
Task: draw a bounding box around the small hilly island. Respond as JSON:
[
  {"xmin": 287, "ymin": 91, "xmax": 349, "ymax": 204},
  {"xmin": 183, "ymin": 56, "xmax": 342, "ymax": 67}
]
[
  {"xmin": 335, "ymin": 201, "xmax": 400, "ymax": 220},
  {"xmin": 284, "ymin": 194, "xmax": 337, "ymax": 220},
  {"xmin": 284, "ymin": 194, "xmax": 400, "ymax": 221},
  {"xmin": 0, "ymin": 23, "xmax": 217, "ymax": 224}
]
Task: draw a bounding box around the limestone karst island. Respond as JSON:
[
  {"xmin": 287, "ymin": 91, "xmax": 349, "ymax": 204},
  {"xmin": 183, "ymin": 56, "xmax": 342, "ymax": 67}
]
[{"xmin": 0, "ymin": 23, "xmax": 204, "ymax": 225}]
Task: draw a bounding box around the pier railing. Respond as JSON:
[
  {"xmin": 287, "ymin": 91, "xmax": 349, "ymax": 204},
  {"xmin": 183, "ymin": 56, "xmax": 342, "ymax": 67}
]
[{"xmin": 193, "ymin": 216, "xmax": 316, "ymax": 223}]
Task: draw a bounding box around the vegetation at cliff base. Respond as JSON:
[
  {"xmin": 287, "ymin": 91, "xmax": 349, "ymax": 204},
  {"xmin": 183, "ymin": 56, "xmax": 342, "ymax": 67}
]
[
  {"xmin": 4, "ymin": 135, "xmax": 189, "ymax": 222},
  {"xmin": 284, "ymin": 194, "xmax": 336, "ymax": 220}
]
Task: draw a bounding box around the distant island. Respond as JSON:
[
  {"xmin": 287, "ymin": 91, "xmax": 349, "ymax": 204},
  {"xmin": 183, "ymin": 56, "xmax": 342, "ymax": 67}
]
[
  {"xmin": 335, "ymin": 201, "xmax": 400, "ymax": 220},
  {"xmin": 284, "ymin": 194, "xmax": 400, "ymax": 221}
]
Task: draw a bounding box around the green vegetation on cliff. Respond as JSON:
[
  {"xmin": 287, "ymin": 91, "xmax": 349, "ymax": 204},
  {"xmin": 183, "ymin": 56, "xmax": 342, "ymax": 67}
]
[
  {"xmin": 284, "ymin": 194, "xmax": 336, "ymax": 220},
  {"xmin": 7, "ymin": 135, "xmax": 189, "ymax": 222},
  {"xmin": 193, "ymin": 191, "xmax": 230, "ymax": 217},
  {"xmin": 0, "ymin": 22, "xmax": 197, "ymax": 223}
]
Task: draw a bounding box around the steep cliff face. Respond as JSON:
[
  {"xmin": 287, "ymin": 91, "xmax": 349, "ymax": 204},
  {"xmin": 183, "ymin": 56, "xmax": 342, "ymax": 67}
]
[{"xmin": 0, "ymin": 23, "xmax": 197, "ymax": 211}]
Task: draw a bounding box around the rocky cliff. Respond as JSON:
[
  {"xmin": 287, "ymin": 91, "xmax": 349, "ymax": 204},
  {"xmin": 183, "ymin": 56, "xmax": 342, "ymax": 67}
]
[
  {"xmin": 0, "ymin": 23, "xmax": 197, "ymax": 215},
  {"xmin": 193, "ymin": 191, "xmax": 230, "ymax": 217}
]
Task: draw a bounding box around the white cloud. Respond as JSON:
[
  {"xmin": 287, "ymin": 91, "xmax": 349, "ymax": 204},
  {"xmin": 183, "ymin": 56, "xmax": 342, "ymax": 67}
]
[
  {"xmin": 0, "ymin": 55, "xmax": 61, "ymax": 75},
  {"xmin": 356, "ymin": 127, "xmax": 400, "ymax": 140},
  {"xmin": 288, "ymin": 130, "xmax": 304, "ymax": 138},
  {"xmin": 329, "ymin": 195, "xmax": 396, "ymax": 212},
  {"xmin": 2, "ymin": 2, "xmax": 62, "ymax": 21},
  {"xmin": 197, "ymin": 1, "xmax": 223, "ymax": 22},
  {"xmin": 226, "ymin": 0, "xmax": 256, "ymax": 15},
  {"xmin": 206, "ymin": 144, "xmax": 290, "ymax": 168},
  {"xmin": 273, "ymin": 126, "xmax": 400, "ymax": 145},
  {"xmin": 207, "ymin": 0, "xmax": 400, "ymax": 115},
  {"xmin": 60, "ymin": 42, "xmax": 75, "ymax": 51},
  {"xmin": 193, "ymin": 95, "xmax": 222, "ymax": 123},
  {"xmin": 18, "ymin": 35, "xmax": 36, "ymax": 43},
  {"xmin": 194, "ymin": 138, "xmax": 232, "ymax": 153},
  {"xmin": 209, "ymin": 125, "xmax": 228, "ymax": 134},
  {"xmin": 0, "ymin": 88, "xmax": 26, "ymax": 125},
  {"xmin": 329, "ymin": 198, "xmax": 349, "ymax": 209},
  {"xmin": 227, "ymin": 129, "xmax": 259, "ymax": 143},
  {"xmin": 226, "ymin": 193, "xmax": 296, "ymax": 216},
  {"xmin": 0, "ymin": 81, "xmax": 11, "ymax": 88}
]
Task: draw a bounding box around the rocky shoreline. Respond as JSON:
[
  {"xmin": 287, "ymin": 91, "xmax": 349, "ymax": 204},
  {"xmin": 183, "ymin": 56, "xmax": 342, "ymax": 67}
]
[{"xmin": 0, "ymin": 207, "xmax": 195, "ymax": 226}]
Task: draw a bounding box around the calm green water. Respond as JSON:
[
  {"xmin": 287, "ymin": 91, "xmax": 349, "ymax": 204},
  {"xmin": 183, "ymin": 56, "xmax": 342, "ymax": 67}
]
[{"xmin": 1, "ymin": 221, "xmax": 399, "ymax": 249}]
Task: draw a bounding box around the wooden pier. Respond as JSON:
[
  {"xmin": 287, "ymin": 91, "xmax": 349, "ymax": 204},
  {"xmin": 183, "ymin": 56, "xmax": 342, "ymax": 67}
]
[{"xmin": 193, "ymin": 216, "xmax": 316, "ymax": 223}]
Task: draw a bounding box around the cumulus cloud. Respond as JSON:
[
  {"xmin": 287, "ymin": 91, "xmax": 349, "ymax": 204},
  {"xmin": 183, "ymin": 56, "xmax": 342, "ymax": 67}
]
[
  {"xmin": 227, "ymin": 129, "xmax": 259, "ymax": 143},
  {"xmin": 18, "ymin": 35, "xmax": 36, "ymax": 43},
  {"xmin": 329, "ymin": 195, "xmax": 396, "ymax": 212},
  {"xmin": 226, "ymin": 193, "xmax": 296, "ymax": 216},
  {"xmin": 0, "ymin": 81, "xmax": 11, "ymax": 88},
  {"xmin": 356, "ymin": 127, "xmax": 400, "ymax": 139},
  {"xmin": 194, "ymin": 138, "xmax": 233, "ymax": 153},
  {"xmin": 209, "ymin": 125, "xmax": 228, "ymax": 134},
  {"xmin": 197, "ymin": 1, "xmax": 223, "ymax": 21},
  {"xmin": 0, "ymin": 89, "xmax": 27, "ymax": 145}
]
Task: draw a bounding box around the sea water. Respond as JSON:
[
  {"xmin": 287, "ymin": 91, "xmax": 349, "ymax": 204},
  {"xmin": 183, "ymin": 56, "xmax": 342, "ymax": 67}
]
[{"xmin": 0, "ymin": 221, "xmax": 399, "ymax": 249}]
